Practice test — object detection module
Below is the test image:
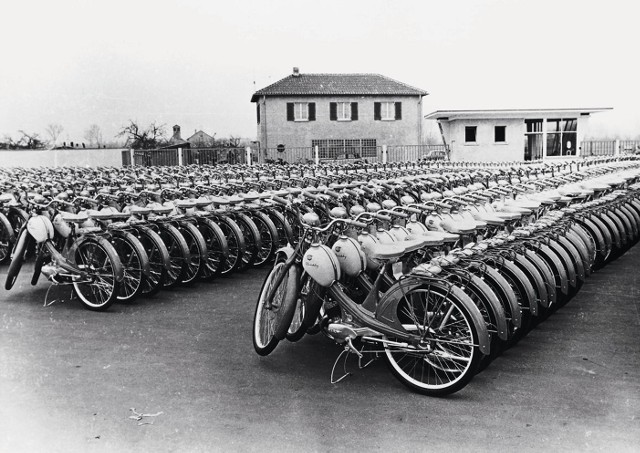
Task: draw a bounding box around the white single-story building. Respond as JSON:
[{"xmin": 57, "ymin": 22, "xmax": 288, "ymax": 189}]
[{"xmin": 424, "ymin": 108, "xmax": 611, "ymax": 162}]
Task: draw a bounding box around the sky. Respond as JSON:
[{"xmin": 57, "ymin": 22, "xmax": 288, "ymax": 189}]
[{"xmin": 1, "ymin": 0, "xmax": 639, "ymax": 146}]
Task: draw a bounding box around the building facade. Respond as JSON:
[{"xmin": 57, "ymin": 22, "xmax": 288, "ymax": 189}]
[
  {"xmin": 251, "ymin": 69, "xmax": 428, "ymax": 159},
  {"xmin": 425, "ymin": 108, "xmax": 611, "ymax": 162}
]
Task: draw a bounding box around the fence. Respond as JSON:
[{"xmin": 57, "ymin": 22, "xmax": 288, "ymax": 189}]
[
  {"xmin": 261, "ymin": 144, "xmax": 448, "ymax": 165},
  {"xmin": 122, "ymin": 148, "xmax": 248, "ymax": 166},
  {"xmin": 580, "ymin": 140, "xmax": 640, "ymax": 157}
]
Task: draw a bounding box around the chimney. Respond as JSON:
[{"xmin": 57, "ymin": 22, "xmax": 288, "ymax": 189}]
[
  {"xmin": 292, "ymin": 67, "xmax": 300, "ymax": 77},
  {"xmin": 172, "ymin": 125, "xmax": 182, "ymax": 141}
]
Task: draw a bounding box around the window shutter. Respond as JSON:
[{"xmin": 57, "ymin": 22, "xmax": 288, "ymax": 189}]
[
  {"xmin": 395, "ymin": 102, "xmax": 402, "ymax": 120},
  {"xmin": 256, "ymin": 103, "xmax": 260, "ymax": 124},
  {"xmin": 308, "ymin": 103, "xmax": 316, "ymax": 121},
  {"xmin": 287, "ymin": 103, "xmax": 294, "ymax": 121},
  {"xmin": 374, "ymin": 102, "xmax": 381, "ymax": 121},
  {"xmin": 330, "ymin": 102, "xmax": 337, "ymax": 121},
  {"xmin": 351, "ymin": 102, "xmax": 358, "ymax": 121}
]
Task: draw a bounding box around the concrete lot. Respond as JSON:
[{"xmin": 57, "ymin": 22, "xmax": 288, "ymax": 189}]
[{"xmin": 1, "ymin": 245, "xmax": 639, "ymax": 452}]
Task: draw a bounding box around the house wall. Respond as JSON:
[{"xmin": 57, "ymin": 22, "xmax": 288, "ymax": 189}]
[
  {"xmin": 257, "ymin": 95, "xmax": 423, "ymax": 150},
  {"xmin": 442, "ymin": 118, "xmax": 525, "ymax": 162},
  {"xmin": 441, "ymin": 115, "xmax": 591, "ymax": 162}
]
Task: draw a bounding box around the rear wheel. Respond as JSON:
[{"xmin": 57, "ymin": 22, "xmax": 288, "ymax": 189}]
[
  {"xmin": 73, "ymin": 239, "xmax": 121, "ymax": 311},
  {"xmin": 110, "ymin": 232, "xmax": 148, "ymax": 302},
  {"xmin": 136, "ymin": 227, "xmax": 169, "ymax": 297},
  {"xmin": 157, "ymin": 224, "xmax": 189, "ymax": 289},
  {"xmin": 252, "ymin": 212, "xmax": 279, "ymax": 267},
  {"xmin": 383, "ymin": 284, "xmax": 482, "ymax": 396}
]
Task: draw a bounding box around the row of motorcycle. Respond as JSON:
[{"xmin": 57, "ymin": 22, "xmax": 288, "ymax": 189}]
[
  {"xmin": 250, "ymin": 157, "xmax": 640, "ymax": 396},
  {"xmin": 1, "ymin": 157, "xmax": 639, "ymax": 396}
]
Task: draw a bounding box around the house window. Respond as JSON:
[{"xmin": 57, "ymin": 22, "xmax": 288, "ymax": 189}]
[
  {"xmin": 465, "ymin": 126, "xmax": 477, "ymax": 143},
  {"xmin": 495, "ymin": 126, "xmax": 506, "ymax": 143},
  {"xmin": 546, "ymin": 118, "xmax": 577, "ymax": 157},
  {"xmin": 330, "ymin": 102, "xmax": 358, "ymax": 121},
  {"xmin": 374, "ymin": 102, "xmax": 402, "ymax": 121},
  {"xmin": 312, "ymin": 139, "xmax": 377, "ymax": 159},
  {"xmin": 525, "ymin": 119, "xmax": 543, "ymax": 161},
  {"xmin": 287, "ymin": 102, "xmax": 316, "ymax": 122}
]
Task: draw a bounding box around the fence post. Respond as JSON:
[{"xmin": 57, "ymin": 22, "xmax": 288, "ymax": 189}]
[
  {"xmin": 130, "ymin": 148, "xmax": 134, "ymax": 166},
  {"xmin": 178, "ymin": 148, "xmax": 183, "ymax": 166},
  {"xmin": 246, "ymin": 146, "xmax": 252, "ymax": 166},
  {"xmin": 382, "ymin": 145, "xmax": 388, "ymax": 164},
  {"xmin": 315, "ymin": 145, "xmax": 319, "ymax": 165},
  {"xmin": 614, "ymin": 139, "xmax": 620, "ymax": 156}
]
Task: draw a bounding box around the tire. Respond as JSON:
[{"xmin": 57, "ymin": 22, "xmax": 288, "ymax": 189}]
[
  {"xmin": 252, "ymin": 261, "xmax": 300, "ymax": 355},
  {"xmin": 156, "ymin": 223, "xmax": 189, "ymax": 289},
  {"xmin": 217, "ymin": 217, "xmax": 246, "ymax": 275},
  {"xmin": 286, "ymin": 276, "xmax": 326, "ymax": 342},
  {"xmin": 383, "ymin": 283, "xmax": 482, "ymax": 396},
  {"xmin": 109, "ymin": 231, "xmax": 149, "ymax": 303},
  {"xmin": 266, "ymin": 209, "xmax": 293, "ymax": 248},
  {"xmin": 177, "ymin": 222, "xmax": 207, "ymax": 284},
  {"xmin": 448, "ymin": 271, "xmax": 507, "ymax": 371},
  {"xmin": 135, "ymin": 226, "xmax": 170, "ymax": 297},
  {"xmin": 252, "ymin": 211, "xmax": 279, "ymax": 267},
  {"xmin": 5, "ymin": 228, "xmax": 29, "ymax": 290},
  {"xmin": 197, "ymin": 218, "xmax": 228, "ymax": 281},
  {"xmin": 234, "ymin": 213, "xmax": 260, "ymax": 270},
  {"xmin": 72, "ymin": 238, "xmax": 121, "ymax": 311},
  {"xmin": 0, "ymin": 212, "xmax": 14, "ymax": 264}
]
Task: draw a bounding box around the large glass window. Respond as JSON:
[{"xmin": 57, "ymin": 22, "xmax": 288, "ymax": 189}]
[
  {"xmin": 546, "ymin": 118, "xmax": 577, "ymax": 156},
  {"xmin": 312, "ymin": 139, "xmax": 377, "ymax": 159},
  {"xmin": 524, "ymin": 119, "xmax": 543, "ymax": 161}
]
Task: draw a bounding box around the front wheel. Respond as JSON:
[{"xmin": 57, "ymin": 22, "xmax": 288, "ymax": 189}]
[
  {"xmin": 383, "ymin": 284, "xmax": 482, "ymax": 396},
  {"xmin": 252, "ymin": 261, "xmax": 300, "ymax": 356},
  {"xmin": 72, "ymin": 238, "xmax": 122, "ymax": 311}
]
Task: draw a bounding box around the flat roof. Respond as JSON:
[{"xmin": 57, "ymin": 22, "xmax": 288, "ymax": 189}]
[{"xmin": 425, "ymin": 107, "xmax": 612, "ymax": 121}]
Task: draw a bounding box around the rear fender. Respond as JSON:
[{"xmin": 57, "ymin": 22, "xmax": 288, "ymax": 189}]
[
  {"xmin": 376, "ymin": 277, "xmax": 491, "ymax": 356},
  {"xmin": 66, "ymin": 236, "xmax": 125, "ymax": 283}
]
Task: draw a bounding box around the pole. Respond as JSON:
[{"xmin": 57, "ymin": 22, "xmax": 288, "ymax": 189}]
[
  {"xmin": 246, "ymin": 146, "xmax": 252, "ymax": 166},
  {"xmin": 382, "ymin": 145, "xmax": 388, "ymax": 164},
  {"xmin": 315, "ymin": 145, "xmax": 319, "ymax": 165}
]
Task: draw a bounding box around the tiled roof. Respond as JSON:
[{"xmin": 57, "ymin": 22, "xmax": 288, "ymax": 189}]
[{"xmin": 251, "ymin": 73, "xmax": 428, "ymax": 102}]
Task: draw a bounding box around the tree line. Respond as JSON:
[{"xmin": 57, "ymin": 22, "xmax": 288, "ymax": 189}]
[{"xmin": 1, "ymin": 120, "xmax": 246, "ymax": 150}]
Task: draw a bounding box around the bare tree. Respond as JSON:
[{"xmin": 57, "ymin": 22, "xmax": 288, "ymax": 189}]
[
  {"xmin": 45, "ymin": 123, "xmax": 64, "ymax": 146},
  {"xmin": 84, "ymin": 124, "xmax": 103, "ymax": 148},
  {"xmin": 117, "ymin": 120, "xmax": 167, "ymax": 149},
  {"xmin": 17, "ymin": 130, "xmax": 44, "ymax": 149}
]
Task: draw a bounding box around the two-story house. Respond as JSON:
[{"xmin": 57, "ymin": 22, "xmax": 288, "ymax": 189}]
[{"xmin": 251, "ymin": 68, "xmax": 428, "ymax": 160}]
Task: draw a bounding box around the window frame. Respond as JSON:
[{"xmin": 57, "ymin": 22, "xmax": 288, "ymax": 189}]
[
  {"xmin": 294, "ymin": 102, "xmax": 309, "ymax": 121},
  {"xmin": 380, "ymin": 102, "xmax": 396, "ymax": 121},
  {"xmin": 494, "ymin": 125, "xmax": 506, "ymax": 143},
  {"xmin": 464, "ymin": 126, "xmax": 477, "ymax": 144}
]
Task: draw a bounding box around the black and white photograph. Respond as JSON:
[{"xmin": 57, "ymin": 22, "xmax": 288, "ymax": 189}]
[{"xmin": 1, "ymin": 0, "xmax": 639, "ymax": 451}]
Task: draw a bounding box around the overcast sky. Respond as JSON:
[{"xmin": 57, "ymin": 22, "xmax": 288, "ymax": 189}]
[{"xmin": 1, "ymin": 0, "xmax": 639, "ymax": 146}]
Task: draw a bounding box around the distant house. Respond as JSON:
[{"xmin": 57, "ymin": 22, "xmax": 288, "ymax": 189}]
[
  {"xmin": 162, "ymin": 125, "xmax": 191, "ymax": 149},
  {"xmin": 424, "ymin": 108, "xmax": 612, "ymax": 162},
  {"xmin": 251, "ymin": 68, "xmax": 428, "ymax": 159},
  {"xmin": 187, "ymin": 130, "xmax": 215, "ymax": 148}
]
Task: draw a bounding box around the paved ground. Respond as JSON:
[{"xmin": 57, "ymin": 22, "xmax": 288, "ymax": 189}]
[{"xmin": 1, "ymin": 245, "xmax": 639, "ymax": 453}]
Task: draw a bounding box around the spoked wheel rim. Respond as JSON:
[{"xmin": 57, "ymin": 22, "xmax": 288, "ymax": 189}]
[
  {"xmin": 254, "ymin": 263, "xmax": 287, "ymax": 350},
  {"xmin": 384, "ymin": 286, "xmax": 478, "ymax": 393},
  {"xmin": 160, "ymin": 230, "xmax": 185, "ymax": 287},
  {"xmin": 112, "ymin": 237, "xmax": 143, "ymax": 301},
  {"xmin": 254, "ymin": 219, "xmax": 276, "ymax": 266},
  {"xmin": 73, "ymin": 241, "xmax": 117, "ymax": 309}
]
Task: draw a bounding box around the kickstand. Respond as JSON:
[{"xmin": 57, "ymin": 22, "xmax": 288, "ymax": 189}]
[
  {"xmin": 43, "ymin": 282, "xmax": 71, "ymax": 307},
  {"xmin": 330, "ymin": 348, "xmax": 351, "ymax": 384}
]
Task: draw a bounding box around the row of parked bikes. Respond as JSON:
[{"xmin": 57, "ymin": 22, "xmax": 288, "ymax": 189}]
[{"xmin": 2, "ymin": 157, "xmax": 639, "ymax": 395}]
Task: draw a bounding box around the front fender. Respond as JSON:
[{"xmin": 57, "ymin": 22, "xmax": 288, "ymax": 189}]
[
  {"xmin": 274, "ymin": 244, "xmax": 296, "ymax": 264},
  {"xmin": 376, "ymin": 277, "xmax": 491, "ymax": 356}
]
